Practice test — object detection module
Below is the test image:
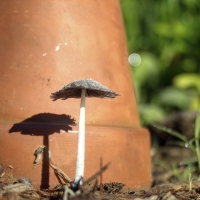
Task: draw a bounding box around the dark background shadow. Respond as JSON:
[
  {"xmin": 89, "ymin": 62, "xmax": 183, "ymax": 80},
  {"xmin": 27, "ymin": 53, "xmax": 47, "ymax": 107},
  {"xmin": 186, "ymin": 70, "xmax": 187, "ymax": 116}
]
[{"xmin": 9, "ymin": 113, "xmax": 76, "ymax": 189}]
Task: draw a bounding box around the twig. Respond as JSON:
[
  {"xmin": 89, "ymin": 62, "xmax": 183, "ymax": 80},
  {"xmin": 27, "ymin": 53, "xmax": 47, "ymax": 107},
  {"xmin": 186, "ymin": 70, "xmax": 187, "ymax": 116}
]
[
  {"xmin": 100, "ymin": 157, "xmax": 103, "ymax": 196},
  {"xmin": 82, "ymin": 162, "xmax": 110, "ymax": 186},
  {"xmin": 34, "ymin": 146, "xmax": 72, "ymax": 184},
  {"xmin": 63, "ymin": 185, "xmax": 76, "ymax": 200},
  {"xmin": 48, "ymin": 151, "xmax": 72, "ymax": 183}
]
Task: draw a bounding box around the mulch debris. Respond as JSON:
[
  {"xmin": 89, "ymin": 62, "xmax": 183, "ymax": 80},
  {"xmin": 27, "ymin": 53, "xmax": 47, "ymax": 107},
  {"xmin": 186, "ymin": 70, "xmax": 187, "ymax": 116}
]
[{"xmin": 2, "ymin": 172, "xmax": 200, "ymax": 199}]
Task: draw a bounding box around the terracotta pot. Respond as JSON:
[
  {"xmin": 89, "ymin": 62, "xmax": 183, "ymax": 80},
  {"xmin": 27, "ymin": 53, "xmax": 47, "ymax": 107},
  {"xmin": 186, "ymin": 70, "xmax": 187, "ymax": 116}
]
[{"xmin": 0, "ymin": 0, "xmax": 151, "ymax": 189}]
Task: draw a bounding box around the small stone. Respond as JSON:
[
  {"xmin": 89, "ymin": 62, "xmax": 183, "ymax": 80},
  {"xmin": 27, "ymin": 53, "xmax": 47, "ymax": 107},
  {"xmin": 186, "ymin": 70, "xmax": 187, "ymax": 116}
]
[
  {"xmin": 166, "ymin": 195, "xmax": 177, "ymax": 200},
  {"xmin": 145, "ymin": 195, "xmax": 159, "ymax": 200}
]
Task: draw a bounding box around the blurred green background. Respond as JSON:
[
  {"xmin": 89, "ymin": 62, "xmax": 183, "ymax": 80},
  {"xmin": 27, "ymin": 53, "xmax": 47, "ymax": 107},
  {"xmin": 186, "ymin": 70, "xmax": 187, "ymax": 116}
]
[{"xmin": 120, "ymin": 0, "xmax": 200, "ymax": 126}]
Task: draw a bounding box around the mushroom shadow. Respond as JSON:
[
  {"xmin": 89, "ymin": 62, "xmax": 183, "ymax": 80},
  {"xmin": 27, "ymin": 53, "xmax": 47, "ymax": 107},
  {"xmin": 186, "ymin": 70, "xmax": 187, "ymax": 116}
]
[{"xmin": 9, "ymin": 113, "xmax": 76, "ymax": 189}]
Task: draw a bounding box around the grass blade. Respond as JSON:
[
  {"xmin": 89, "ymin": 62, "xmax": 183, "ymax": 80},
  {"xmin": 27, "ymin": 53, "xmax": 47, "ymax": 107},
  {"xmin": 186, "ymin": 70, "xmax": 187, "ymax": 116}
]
[
  {"xmin": 152, "ymin": 124, "xmax": 188, "ymax": 142},
  {"xmin": 194, "ymin": 108, "xmax": 200, "ymax": 171}
]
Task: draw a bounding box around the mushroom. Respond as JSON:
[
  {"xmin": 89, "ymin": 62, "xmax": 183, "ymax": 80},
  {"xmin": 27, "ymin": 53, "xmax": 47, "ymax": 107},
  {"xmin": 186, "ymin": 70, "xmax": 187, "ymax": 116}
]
[{"xmin": 50, "ymin": 78, "xmax": 119, "ymax": 185}]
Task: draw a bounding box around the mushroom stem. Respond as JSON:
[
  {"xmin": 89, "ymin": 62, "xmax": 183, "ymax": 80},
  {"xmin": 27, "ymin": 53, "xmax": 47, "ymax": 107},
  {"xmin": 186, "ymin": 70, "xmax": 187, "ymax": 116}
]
[{"xmin": 74, "ymin": 88, "xmax": 86, "ymax": 184}]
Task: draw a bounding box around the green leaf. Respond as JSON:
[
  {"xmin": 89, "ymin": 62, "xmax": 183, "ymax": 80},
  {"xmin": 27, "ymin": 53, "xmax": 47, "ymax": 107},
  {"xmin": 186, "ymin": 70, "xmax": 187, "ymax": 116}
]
[
  {"xmin": 156, "ymin": 87, "xmax": 192, "ymax": 108},
  {"xmin": 173, "ymin": 73, "xmax": 200, "ymax": 92},
  {"xmin": 132, "ymin": 52, "xmax": 160, "ymax": 85},
  {"xmin": 138, "ymin": 104, "xmax": 165, "ymax": 125}
]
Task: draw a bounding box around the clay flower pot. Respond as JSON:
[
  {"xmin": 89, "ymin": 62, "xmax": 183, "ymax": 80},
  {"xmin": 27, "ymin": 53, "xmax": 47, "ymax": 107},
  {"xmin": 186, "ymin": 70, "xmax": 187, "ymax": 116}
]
[{"xmin": 0, "ymin": 0, "xmax": 151, "ymax": 189}]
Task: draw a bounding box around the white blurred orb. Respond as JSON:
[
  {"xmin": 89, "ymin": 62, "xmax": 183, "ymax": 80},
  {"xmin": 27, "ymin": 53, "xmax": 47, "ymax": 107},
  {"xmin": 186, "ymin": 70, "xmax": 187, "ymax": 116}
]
[{"xmin": 128, "ymin": 53, "xmax": 141, "ymax": 66}]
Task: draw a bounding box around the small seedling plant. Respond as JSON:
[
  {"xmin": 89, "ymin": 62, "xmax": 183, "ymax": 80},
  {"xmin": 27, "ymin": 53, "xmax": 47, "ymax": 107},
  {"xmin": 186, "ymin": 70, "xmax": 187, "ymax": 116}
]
[
  {"xmin": 187, "ymin": 166, "xmax": 199, "ymax": 191},
  {"xmin": 153, "ymin": 108, "xmax": 200, "ymax": 171},
  {"xmin": 153, "ymin": 108, "xmax": 200, "ymax": 187}
]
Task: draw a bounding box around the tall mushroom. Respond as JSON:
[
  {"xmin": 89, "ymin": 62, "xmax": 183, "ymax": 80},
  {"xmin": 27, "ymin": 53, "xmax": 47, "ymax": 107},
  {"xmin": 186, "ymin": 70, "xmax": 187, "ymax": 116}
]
[{"xmin": 50, "ymin": 78, "xmax": 119, "ymax": 185}]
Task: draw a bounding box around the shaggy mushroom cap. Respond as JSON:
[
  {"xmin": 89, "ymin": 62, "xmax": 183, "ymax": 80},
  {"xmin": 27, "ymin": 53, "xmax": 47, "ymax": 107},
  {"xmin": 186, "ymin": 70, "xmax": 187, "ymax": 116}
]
[{"xmin": 50, "ymin": 78, "xmax": 120, "ymax": 101}]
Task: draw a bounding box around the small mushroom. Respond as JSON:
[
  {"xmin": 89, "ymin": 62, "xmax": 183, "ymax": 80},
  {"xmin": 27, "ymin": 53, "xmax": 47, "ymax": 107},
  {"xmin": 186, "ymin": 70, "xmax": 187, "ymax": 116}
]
[{"xmin": 50, "ymin": 78, "xmax": 119, "ymax": 185}]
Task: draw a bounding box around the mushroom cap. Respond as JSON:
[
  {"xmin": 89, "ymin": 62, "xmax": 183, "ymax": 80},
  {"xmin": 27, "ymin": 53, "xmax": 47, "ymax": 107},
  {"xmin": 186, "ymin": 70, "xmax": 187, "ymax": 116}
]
[{"xmin": 50, "ymin": 78, "xmax": 120, "ymax": 101}]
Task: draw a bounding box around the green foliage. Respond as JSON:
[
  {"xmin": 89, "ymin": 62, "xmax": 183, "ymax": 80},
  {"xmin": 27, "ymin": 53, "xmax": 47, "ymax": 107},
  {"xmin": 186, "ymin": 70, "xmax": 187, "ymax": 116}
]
[
  {"xmin": 153, "ymin": 160, "xmax": 197, "ymax": 184},
  {"xmin": 173, "ymin": 73, "xmax": 200, "ymax": 109},
  {"xmin": 194, "ymin": 109, "xmax": 200, "ymax": 171},
  {"xmin": 153, "ymin": 107, "xmax": 200, "ymax": 172},
  {"xmin": 171, "ymin": 164, "xmax": 194, "ymax": 183},
  {"xmin": 153, "ymin": 108, "xmax": 200, "ymax": 184},
  {"xmin": 120, "ymin": 0, "xmax": 200, "ymax": 125},
  {"xmin": 139, "ymin": 104, "xmax": 165, "ymax": 125},
  {"xmin": 188, "ymin": 166, "xmax": 199, "ymax": 191}
]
